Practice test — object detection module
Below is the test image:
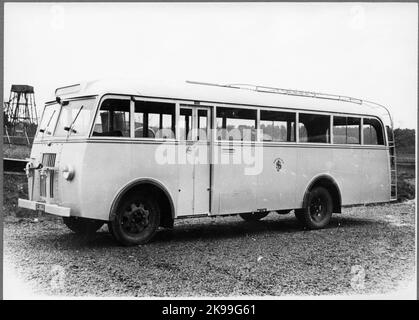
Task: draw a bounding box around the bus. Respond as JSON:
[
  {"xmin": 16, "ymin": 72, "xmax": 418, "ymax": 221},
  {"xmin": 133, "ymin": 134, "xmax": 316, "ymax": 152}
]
[{"xmin": 18, "ymin": 79, "xmax": 397, "ymax": 246}]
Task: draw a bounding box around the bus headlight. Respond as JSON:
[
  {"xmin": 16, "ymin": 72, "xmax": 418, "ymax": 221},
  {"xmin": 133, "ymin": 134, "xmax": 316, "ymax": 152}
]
[{"xmin": 61, "ymin": 165, "xmax": 75, "ymax": 181}]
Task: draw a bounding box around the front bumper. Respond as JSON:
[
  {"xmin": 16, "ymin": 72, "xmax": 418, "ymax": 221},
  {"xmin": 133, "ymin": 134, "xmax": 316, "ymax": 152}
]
[{"xmin": 18, "ymin": 199, "xmax": 71, "ymax": 217}]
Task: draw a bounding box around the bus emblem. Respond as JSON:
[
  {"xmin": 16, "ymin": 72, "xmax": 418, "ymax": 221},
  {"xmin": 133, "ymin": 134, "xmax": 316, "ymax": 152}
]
[{"xmin": 274, "ymin": 158, "xmax": 284, "ymax": 172}]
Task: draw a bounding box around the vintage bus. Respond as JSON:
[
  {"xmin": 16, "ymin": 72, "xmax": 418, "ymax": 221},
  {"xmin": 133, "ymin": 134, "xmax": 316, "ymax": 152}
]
[{"xmin": 18, "ymin": 79, "xmax": 397, "ymax": 246}]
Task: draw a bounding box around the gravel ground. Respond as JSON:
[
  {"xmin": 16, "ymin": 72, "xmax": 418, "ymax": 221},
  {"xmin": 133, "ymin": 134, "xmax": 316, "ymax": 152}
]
[{"xmin": 3, "ymin": 201, "xmax": 416, "ymax": 298}]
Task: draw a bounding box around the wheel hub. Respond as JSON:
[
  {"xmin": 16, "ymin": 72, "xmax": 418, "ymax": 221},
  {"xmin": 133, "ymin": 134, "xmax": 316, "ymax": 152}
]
[
  {"xmin": 122, "ymin": 203, "xmax": 150, "ymax": 234},
  {"xmin": 310, "ymin": 197, "xmax": 326, "ymax": 221}
]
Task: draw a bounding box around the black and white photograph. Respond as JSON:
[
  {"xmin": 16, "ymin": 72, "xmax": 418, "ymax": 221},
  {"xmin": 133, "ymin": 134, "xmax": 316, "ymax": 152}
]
[{"xmin": 1, "ymin": 1, "xmax": 417, "ymax": 302}]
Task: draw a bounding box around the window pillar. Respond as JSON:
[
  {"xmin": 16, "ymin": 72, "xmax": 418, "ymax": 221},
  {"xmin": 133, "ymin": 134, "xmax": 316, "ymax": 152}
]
[
  {"xmin": 130, "ymin": 97, "xmax": 135, "ymax": 138},
  {"xmin": 360, "ymin": 117, "xmax": 364, "ymax": 145}
]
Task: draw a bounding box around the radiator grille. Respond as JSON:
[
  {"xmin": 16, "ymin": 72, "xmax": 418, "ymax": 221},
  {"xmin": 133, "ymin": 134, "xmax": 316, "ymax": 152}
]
[
  {"xmin": 42, "ymin": 153, "xmax": 56, "ymax": 167},
  {"xmin": 40, "ymin": 175, "xmax": 47, "ymax": 197},
  {"xmin": 40, "ymin": 153, "xmax": 56, "ymax": 199},
  {"xmin": 50, "ymin": 172, "xmax": 55, "ymax": 198}
]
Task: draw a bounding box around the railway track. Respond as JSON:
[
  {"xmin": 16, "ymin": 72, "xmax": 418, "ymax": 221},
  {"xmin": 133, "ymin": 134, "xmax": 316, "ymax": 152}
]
[{"xmin": 3, "ymin": 158, "xmax": 28, "ymax": 173}]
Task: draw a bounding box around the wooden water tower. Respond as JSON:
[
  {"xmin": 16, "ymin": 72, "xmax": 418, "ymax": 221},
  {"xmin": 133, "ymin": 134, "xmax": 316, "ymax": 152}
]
[{"xmin": 3, "ymin": 84, "xmax": 38, "ymax": 145}]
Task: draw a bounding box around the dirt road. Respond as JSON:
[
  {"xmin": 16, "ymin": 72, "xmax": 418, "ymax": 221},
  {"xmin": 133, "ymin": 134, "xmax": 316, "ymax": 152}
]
[{"xmin": 3, "ymin": 201, "xmax": 416, "ymax": 298}]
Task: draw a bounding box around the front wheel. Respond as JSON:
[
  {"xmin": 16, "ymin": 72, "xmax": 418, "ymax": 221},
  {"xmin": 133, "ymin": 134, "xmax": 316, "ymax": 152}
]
[
  {"xmin": 239, "ymin": 212, "xmax": 269, "ymax": 222},
  {"xmin": 110, "ymin": 192, "xmax": 160, "ymax": 246},
  {"xmin": 63, "ymin": 217, "xmax": 104, "ymax": 234},
  {"xmin": 295, "ymin": 186, "xmax": 333, "ymax": 229}
]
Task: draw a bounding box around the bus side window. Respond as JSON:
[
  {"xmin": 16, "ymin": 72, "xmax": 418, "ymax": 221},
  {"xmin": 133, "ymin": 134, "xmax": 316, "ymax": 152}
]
[
  {"xmin": 298, "ymin": 113, "xmax": 330, "ymax": 143},
  {"xmin": 197, "ymin": 109, "xmax": 209, "ymax": 141},
  {"xmin": 347, "ymin": 117, "xmax": 361, "ymax": 144},
  {"xmin": 134, "ymin": 101, "xmax": 176, "ymax": 139},
  {"xmin": 179, "ymin": 108, "xmax": 193, "ymax": 140},
  {"xmin": 333, "ymin": 116, "xmax": 361, "ymax": 144},
  {"xmin": 363, "ymin": 118, "xmax": 384, "ymax": 145},
  {"xmin": 260, "ymin": 110, "xmax": 296, "ymax": 142},
  {"xmin": 298, "ymin": 123, "xmax": 308, "ymax": 142},
  {"xmin": 93, "ymin": 99, "xmax": 130, "ymax": 137},
  {"xmin": 332, "ymin": 116, "xmax": 347, "ymax": 144},
  {"xmin": 216, "ymin": 107, "xmax": 257, "ymax": 141}
]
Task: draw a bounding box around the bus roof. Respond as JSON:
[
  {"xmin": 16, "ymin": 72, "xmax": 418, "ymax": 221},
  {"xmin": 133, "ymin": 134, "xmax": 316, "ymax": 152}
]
[{"xmin": 52, "ymin": 78, "xmax": 393, "ymax": 125}]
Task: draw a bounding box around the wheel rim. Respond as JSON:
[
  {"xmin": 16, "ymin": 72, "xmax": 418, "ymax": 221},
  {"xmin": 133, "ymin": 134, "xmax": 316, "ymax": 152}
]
[
  {"xmin": 121, "ymin": 202, "xmax": 151, "ymax": 235},
  {"xmin": 309, "ymin": 195, "xmax": 327, "ymax": 222}
]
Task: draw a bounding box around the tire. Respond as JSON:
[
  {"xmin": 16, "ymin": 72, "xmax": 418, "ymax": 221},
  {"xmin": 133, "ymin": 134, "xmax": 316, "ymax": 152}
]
[
  {"xmin": 295, "ymin": 186, "xmax": 333, "ymax": 229},
  {"xmin": 110, "ymin": 192, "xmax": 160, "ymax": 246},
  {"xmin": 62, "ymin": 217, "xmax": 104, "ymax": 234},
  {"xmin": 239, "ymin": 212, "xmax": 269, "ymax": 222},
  {"xmin": 107, "ymin": 222, "xmax": 115, "ymax": 237}
]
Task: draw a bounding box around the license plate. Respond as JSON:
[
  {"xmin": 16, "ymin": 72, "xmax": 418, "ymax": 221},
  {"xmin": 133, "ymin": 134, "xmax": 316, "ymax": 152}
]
[{"xmin": 36, "ymin": 203, "xmax": 45, "ymax": 212}]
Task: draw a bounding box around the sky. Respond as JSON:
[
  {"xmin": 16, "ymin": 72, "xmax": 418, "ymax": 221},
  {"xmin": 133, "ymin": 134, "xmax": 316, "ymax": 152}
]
[{"xmin": 4, "ymin": 2, "xmax": 418, "ymax": 129}]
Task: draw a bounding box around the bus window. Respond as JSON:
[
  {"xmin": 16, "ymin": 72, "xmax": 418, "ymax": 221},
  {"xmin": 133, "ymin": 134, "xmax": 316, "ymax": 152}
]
[
  {"xmin": 260, "ymin": 110, "xmax": 295, "ymax": 142},
  {"xmin": 134, "ymin": 101, "xmax": 175, "ymax": 139},
  {"xmin": 333, "ymin": 116, "xmax": 360, "ymax": 144},
  {"xmin": 197, "ymin": 109, "xmax": 209, "ymax": 141},
  {"xmin": 347, "ymin": 117, "xmax": 361, "ymax": 144},
  {"xmin": 363, "ymin": 118, "xmax": 384, "ymax": 145},
  {"xmin": 37, "ymin": 103, "xmax": 60, "ymax": 137},
  {"xmin": 179, "ymin": 108, "xmax": 193, "ymax": 140},
  {"xmin": 299, "ymin": 123, "xmax": 308, "ymax": 142},
  {"xmin": 55, "ymin": 99, "xmax": 97, "ymax": 137},
  {"xmin": 298, "ymin": 113, "xmax": 330, "ymax": 143},
  {"xmin": 216, "ymin": 107, "xmax": 256, "ymax": 141},
  {"xmin": 92, "ymin": 99, "xmax": 130, "ymax": 137}
]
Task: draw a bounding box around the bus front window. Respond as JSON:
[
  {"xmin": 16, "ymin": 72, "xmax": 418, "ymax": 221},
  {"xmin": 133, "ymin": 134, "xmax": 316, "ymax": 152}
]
[
  {"xmin": 37, "ymin": 103, "xmax": 60, "ymax": 138},
  {"xmin": 54, "ymin": 98, "xmax": 97, "ymax": 137}
]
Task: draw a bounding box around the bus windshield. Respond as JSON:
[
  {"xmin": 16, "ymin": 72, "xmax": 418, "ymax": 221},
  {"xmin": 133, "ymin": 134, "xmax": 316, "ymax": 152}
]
[
  {"xmin": 54, "ymin": 98, "xmax": 97, "ymax": 137},
  {"xmin": 37, "ymin": 103, "xmax": 60, "ymax": 138}
]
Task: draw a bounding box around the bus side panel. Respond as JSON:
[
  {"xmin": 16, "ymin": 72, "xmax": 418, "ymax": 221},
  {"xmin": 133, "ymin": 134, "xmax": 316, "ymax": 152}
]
[
  {"xmin": 254, "ymin": 145, "xmax": 298, "ymax": 210},
  {"xmin": 330, "ymin": 147, "xmax": 364, "ymax": 205},
  {"xmin": 211, "ymin": 143, "xmax": 259, "ymax": 215},
  {"xmin": 359, "ymin": 148, "xmax": 390, "ymax": 203},
  {"xmin": 54, "ymin": 142, "xmax": 88, "ymax": 217},
  {"xmin": 74, "ymin": 141, "xmax": 179, "ymax": 221},
  {"xmin": 295, "ymin": 146, "xmax": 364, "ymax": 207}
]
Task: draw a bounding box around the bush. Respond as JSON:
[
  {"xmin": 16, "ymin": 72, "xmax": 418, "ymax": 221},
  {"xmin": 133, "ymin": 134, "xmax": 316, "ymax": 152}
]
[
  {"xmin": 394, "ymin": 128, "xmax": 415, "ymax": 155},
  {"xmin": 3, "ymin": 174, "xmax": 36, "ymax": 217},
  {"xmin": 397, "ymin": 178, "xmax": 415, "ymax": 202}
]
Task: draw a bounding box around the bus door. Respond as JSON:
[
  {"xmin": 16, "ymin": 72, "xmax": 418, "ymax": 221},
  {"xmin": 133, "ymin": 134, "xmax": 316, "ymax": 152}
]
[{"xmin": 177, "ymin": 105, "xmax": 211, "ymax": 216}]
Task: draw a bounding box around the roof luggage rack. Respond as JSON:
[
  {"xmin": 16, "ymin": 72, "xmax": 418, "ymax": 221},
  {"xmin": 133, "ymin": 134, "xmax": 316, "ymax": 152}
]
[
  {"xmin": 186, "ymin": 80, "xmax": 394, "ymax": 128},
  {"xmin": 186, "ymin": 80, "xmax": 363, "ymax": 104}
]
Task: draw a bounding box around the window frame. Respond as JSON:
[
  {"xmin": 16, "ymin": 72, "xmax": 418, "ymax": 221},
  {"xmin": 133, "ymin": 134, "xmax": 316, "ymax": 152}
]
[
  {"xmin": 259, "ymin": 108, "xmax": 297, "ymax": 143},
  {"xmin": 297, "ymin": 111, "xmax": 332, "ymax": 144},
  {"xmin": 89, "ymin": 94, "xmax": 133, "ymax": 139},
  {"xmin": 53, "ymin": 96, "xmax": 99, "ymax": 139},
  {"xmin": 36, "ymin": 101, "xmax": 61, "ymax": 140},
  {"xmin": 133, "ymin": 99, "xmax": 176, "ymax": 140},
  {"xmin": 331, "ymin": 115, "xmax": 362, "ymax": 145},
  {"xmin": 89, "ymin": 94, "xmax": 388, "ymax": 147},
  {"xmin": 178, "ymin": 106, "xmax": 194, "ymax": 141},
  {"xmin": 361, "ymin": 116, "xmax": 386, "ymax": 146},
  {"xmin": 215, "ymin": 104, "xmax": 258, "ymax": 142}
]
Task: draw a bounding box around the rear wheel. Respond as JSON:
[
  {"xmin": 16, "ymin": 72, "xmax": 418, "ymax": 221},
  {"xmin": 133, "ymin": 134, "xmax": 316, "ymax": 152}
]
[
  {"xmin": 295, "ymin": 186, "xmax": 333, "ymax": 229},
  {"xmin": 63, "ymin": 217, "xmax": 104, "ymax": 234},
  {"xmin": 239, "ymin": 212, "xmax": 269, "ymax": 222},
  {"xmin": 110, "ymin": 192, "xmax": 160, "ymax": 246}
]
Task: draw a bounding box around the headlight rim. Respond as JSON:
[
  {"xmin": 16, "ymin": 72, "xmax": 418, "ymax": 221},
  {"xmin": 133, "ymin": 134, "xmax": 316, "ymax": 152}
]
[{"xmin": 61, "ymin": 164, "xmax": 75, "ymax": 181}]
